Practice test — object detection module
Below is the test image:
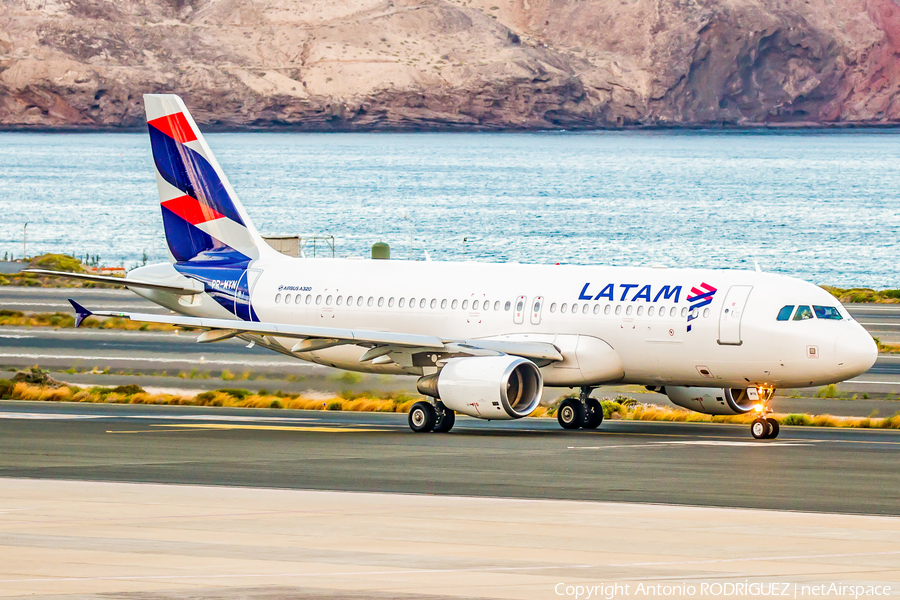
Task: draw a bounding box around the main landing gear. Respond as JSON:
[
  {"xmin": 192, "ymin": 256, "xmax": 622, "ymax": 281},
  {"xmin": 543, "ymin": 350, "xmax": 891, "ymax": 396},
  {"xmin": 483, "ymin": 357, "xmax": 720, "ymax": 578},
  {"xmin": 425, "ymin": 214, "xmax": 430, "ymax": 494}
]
[
  {"xmin": 557, "ymin": 387, "xmax": 603, "ymax": 430},
  {"xmin": 408, "ymin": 400, "xmax": 455, "ymax": 433},
  {"xmin": 750, "ymin": 389, "xmax": 779, "ymax": 440}
]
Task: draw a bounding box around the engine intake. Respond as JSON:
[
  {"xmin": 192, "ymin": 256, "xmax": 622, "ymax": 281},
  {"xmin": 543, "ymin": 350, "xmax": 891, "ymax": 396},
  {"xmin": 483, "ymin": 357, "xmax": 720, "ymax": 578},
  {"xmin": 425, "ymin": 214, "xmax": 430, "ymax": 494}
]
[
  {"xmin": 417, "ymin": 356, "xmax": 543, "ymax": 420},
  {"xmin": 664, "ymin": 386, "xmax": 759, "ymax": 416}
]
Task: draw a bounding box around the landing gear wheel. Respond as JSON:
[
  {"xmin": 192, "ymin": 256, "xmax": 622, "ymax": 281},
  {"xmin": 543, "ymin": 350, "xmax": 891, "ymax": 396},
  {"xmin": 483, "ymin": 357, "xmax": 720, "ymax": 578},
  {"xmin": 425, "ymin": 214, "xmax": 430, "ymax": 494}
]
[
  {"xmin": 408, "ymin": 401, "xmax": 437, "ymax": 433},
  {"xmin": 558, "ymin": 398, "xmax": 585, "ymax": 430},
  {"xmin": 751, "ymin": 417, "xmax": 771, "ymax": 440},
  {"xmin": 766, "ymin": 418, "xmax": 780, "ymax": 439},
  {"xmin": 582, "ymin": 398, "xmax": 604, "ymax": 430},
  {"xmin": 433, "ymin": 409, "xmax": 455, "ymax": 433}
]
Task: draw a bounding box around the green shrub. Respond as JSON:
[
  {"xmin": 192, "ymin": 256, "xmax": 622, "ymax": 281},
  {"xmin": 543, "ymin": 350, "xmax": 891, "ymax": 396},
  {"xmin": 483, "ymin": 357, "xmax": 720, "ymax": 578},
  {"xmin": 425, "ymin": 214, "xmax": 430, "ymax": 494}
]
[
  {"xmin": 216, "ymin": 388, "xmax": 251, "ymax": 399},
  {"xmin": 816, "ymin": 384, "xmax": 838, "ymax": 398},
  {"xmin": 112, "ymin": 384, "xmax": 145, "ymax": 395},
  {"xmin": 326, "ymin": 400, "xmax": 343, "ymax": 411},
  {"xmin": 0, "ymin": 379, "xmax": 13, "ymax": 399},
  {"xmin": 781, "ymin": 414, "xmax": 812, "ymax": 426},
  {"xmin": 29, "ymin": 254, "xmax": 85, "ymax": 273}
]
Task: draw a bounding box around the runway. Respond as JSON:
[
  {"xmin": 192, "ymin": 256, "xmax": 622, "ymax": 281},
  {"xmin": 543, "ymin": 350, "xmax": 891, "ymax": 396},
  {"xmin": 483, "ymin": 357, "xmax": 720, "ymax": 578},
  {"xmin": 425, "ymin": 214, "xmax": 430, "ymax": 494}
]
[{"xmin": 1, "ymin": 400, "xmax": 898, "ymax": 516}]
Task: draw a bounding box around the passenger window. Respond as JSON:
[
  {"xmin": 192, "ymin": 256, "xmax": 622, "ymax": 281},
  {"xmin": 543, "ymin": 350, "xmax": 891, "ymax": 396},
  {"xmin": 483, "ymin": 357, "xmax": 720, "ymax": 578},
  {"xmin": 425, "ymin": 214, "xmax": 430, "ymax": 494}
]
[
  {"xmin": 572, "ymin": 303, "xmax": 579, "ymax": 314},
  {"xmin": 670, "ymin": 307, "xmax": 677, "ymax": 317},
  {"xmin": 357, "ymin": 297, "xmax": 364, "ymax": 306},
  {"xmin": 275, "ymin": 293, "xmax": 282, "ymax": 303},
  {"xmin": 615, "ymin": 305, "xmax": 622, "ymax": 315},
  {"xmin": 389, "ymin": 297, "xmax": 395, "ymax": 307},
  {"xmin": 776, "ymin": 305, "xmax": 794, "ymax": 321},
  {"xmin": 410, "ymin": 297, "xmax": 416, "ymax": 307},
  {"xmin": 648, "ymin": 306, "xmax": 655, "ymax": 316},
  {"xmin": 367, "ymin": 296, "xmax": 374, "ymax": 307},
  {"xmin": 306, "ymin": 295, "xmax": 312, "ymax": 305},
  {"xmin": 335, "ymin": 296, "xmax": 341, "ymax": 306},
  {"xmin": 430, "ymin": 299, "xmax": 436, "ymax": 309},
  {"xmin": 604, "ymin": 305, "xmax": 611, "ymax": 315},
  {"xmin": 441, "ymin": 299, "xmax": 447, "ymax": 309},
  {"xmin": 793, "ymin": 305, "xmax": 814, "ymax": 321},
  {"xmin": 516, "ymin": 300, "xmax": 524, "ymax": 312},
  {"xmin": 561, "ymin": 304, "xmax": 568, "ymax": 314},
  {"xmin": 703, "ymin": 308, "xmax": 710, "ymax": 318},
  {"xmin": 462, "ymin": 300, "xmax": 469, "ymax": 310},
  {"xmin": 550, "ymin": 303, "xmax": 557, "ymax": 313},
  {"xmin": 452, "ymin": 299, "xmax": 459, "ymax": 309},
  {"xmin": 315, "ymin": 295, "xmax": 322, "ymax": 305},
  {"xmin": 813, "ymin": 306, "xmax": 843, "ymax": 320},
  {"xmin": 346, "ymin": 295, "xmax": 353, "ymax": 305},
  {"xmin": 399, "ymin": 298, "xmax": 406, "ymax": 308},
  {"xmin": 472, "ymin": 300, "xmax": 480, "ymax": 311},
  {"xmin": 284, "ymin": 294, "xmax": 291, "ymax": 304},
  {"xmin": 419, "ymin": 298, "xmax": 426, "ymax": 308},
  {"xmin": 582, "ymin": 304, "xmax": 589, "ymax": 314},
  {"xmin": 378, "ymin": 297, "xmax": 384, "ymax": 307},
  {"xmin": 626, "ymin": 305, "xmax": 633, "ymax": 316},
  {"xmin": 637, "ymin": 306, "xmax": 644, "ymax": 316},
  {"xmin": 326, "ymin": 295, "xmax": 333, "ymax": 305},
  {"xmin": 534, "ymin": 300, "xmax": 541, "ymax": 312},
  {"xmin": 593, "ymin": 304, "xmax": 600, "ymax": 315},
  {"xmin": 494, "ymin": 301, "xmax": 500, "ymax": 311},
  {"xmin": 504, "ymin": 301, "xmax": 511, "ymax": 311},
  {"xmin": 681, "ymin": 307, "xmax": 688, "ymax": 317}
]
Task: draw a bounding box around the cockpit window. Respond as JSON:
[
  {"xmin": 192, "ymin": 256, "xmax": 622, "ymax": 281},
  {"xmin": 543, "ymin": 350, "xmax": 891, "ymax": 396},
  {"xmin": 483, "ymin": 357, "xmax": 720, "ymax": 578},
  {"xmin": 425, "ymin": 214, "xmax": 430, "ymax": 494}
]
[
  {"xmin": 813, "ymin": 305, "xmax": 843, "ymax": 320},
  {"xmin": 793, "ymin": 305, "xmax": 814, "ymax": 321},
  {"xmin": 776, "ymin": 305, "xmax": 794, "ymax": 321}
]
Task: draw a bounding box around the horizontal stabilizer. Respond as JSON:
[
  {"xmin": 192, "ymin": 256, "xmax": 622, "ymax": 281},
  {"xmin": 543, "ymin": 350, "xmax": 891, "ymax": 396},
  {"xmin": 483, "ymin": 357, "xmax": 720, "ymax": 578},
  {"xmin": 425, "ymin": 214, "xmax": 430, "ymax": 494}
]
[
  {"xmin": 26, "ymin": 269, "xmax": 204, "ymax": 295},
  {"xmin": 68, "ymin": 299, "xmax": 92, "ymax": 328}
]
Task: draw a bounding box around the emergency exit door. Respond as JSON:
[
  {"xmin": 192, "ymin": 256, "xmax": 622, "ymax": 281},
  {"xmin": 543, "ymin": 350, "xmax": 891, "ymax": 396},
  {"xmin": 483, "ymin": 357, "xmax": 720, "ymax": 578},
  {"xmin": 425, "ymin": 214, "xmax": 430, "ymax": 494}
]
[{"xmin": 718, "ymin": 285, "xmax": 752, "ymax": 345}]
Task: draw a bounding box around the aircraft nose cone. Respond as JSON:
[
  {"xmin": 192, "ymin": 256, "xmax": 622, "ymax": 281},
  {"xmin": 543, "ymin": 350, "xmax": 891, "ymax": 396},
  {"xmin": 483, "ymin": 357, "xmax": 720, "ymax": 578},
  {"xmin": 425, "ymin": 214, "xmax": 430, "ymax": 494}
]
[{"xmin": 834, "ymin": 328, "xmax": 878, "ymax": 377}]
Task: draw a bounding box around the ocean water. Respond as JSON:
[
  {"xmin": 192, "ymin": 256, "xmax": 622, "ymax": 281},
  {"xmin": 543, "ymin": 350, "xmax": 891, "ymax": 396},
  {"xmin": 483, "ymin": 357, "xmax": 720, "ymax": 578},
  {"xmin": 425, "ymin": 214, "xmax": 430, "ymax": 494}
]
[{"xmin": 0, "ymin": 130, "xmax": 898, "ymax": 288}]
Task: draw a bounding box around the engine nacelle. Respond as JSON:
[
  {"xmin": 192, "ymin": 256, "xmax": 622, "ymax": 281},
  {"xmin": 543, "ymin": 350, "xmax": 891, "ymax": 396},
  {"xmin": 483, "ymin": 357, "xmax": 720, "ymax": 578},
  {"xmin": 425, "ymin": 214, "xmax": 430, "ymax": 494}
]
[
  {"xmin": 665, "ymin": 386, "xmax": 760, "ymax": 416},
  {"xmin": 417, "ymin": 356, "xmax": 543, "ymax": 420}
]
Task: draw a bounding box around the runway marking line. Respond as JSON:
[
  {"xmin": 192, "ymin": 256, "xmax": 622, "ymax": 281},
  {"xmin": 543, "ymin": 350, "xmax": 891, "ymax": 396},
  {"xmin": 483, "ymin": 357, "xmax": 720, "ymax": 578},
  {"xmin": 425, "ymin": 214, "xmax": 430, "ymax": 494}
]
[{"xmin": 150, "ymin": 423, "xmax": 378, "ymax": 433}]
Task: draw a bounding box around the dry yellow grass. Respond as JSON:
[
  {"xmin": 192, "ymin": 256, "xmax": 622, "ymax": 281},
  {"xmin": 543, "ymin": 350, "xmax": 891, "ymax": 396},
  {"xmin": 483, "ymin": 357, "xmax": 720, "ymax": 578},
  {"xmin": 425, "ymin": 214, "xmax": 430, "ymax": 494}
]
[{"xmin": 2, "ymin": 382, "xmax": 899, "ymax": 429}]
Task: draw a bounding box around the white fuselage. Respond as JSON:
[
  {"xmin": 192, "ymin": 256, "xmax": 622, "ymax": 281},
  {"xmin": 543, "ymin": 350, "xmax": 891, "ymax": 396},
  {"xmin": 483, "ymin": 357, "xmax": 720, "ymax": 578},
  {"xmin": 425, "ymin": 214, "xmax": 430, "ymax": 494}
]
[{"xmin": 132, "ymin": 255, "xmax": 878, "ymax": 391}]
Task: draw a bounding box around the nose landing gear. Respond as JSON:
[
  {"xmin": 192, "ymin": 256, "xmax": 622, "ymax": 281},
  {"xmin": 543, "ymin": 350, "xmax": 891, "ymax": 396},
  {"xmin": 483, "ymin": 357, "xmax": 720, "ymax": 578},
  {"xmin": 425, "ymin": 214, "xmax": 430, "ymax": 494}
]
[{"xmin": 749, "ymin": 388, "xmax": 779, "ymax": 439}]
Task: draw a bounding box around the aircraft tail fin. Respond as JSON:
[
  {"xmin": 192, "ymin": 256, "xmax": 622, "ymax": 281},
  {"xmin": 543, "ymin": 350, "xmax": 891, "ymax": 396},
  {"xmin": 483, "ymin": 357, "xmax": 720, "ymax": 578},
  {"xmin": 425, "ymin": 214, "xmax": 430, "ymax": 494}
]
[{"xmin": 144, "ymin": 94, "xmax": 268, "ymax": 264}]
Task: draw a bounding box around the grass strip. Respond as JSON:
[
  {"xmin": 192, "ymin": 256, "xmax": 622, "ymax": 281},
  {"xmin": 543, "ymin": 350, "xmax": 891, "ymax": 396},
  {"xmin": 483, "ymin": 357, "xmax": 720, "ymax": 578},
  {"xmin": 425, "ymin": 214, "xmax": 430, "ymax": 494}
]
[
  {"xmin": 2, "ymin": 380, "xmax": 898, "ymax": 429},
  {"xmin": 0, "ymin": 310, "xmax": 179, "ymax": 331}
]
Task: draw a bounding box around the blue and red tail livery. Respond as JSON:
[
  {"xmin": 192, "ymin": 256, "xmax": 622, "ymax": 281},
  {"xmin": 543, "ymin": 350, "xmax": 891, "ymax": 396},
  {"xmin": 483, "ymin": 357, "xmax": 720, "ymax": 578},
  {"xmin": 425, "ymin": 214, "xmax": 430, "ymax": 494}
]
[
  {"xmin": 144, "ymin": 95, "xmax": 271, "ymax": 320},
  {"xmin": 144, "ymin": 94, "xmax": 266, "ymax": 264}
]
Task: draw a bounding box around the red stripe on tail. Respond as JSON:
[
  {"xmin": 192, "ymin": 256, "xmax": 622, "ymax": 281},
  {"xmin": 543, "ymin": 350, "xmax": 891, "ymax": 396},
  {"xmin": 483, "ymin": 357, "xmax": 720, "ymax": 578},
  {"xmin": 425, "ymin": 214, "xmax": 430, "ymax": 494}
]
[
  {"xmin": 148, "ymin": 112, "xmax": 198, "ymax": 145},
  {"xmin": 161, "ymin": 195, "xmax": 225, "ymax": 226}
]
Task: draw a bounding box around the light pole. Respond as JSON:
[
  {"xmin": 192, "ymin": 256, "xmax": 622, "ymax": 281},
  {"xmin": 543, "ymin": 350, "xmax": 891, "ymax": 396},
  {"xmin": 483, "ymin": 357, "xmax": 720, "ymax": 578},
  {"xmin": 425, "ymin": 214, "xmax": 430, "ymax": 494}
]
[{"xmin": 23, "ymin": 223, "xmax": 28, "ymax": 261}]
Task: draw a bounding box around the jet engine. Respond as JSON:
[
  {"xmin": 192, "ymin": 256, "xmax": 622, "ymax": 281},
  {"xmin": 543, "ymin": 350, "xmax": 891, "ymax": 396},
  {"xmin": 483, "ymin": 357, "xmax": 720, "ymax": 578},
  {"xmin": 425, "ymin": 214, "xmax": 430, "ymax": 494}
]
[
  {"xmin": 417, "ymin": 356, "xmax": 542, "ymax": 420},
  {"xmin": 664, "ymin": 386, "xmax": 759, "ymax": 416}
]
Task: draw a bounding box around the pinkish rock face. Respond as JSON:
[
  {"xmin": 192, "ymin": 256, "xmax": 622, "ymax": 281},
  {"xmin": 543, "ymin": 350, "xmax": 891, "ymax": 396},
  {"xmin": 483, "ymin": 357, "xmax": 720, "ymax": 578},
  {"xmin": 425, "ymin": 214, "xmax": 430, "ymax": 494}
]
[{"xmin": 0, "ymin": 0, "xmax": 897, "ymax": 129}]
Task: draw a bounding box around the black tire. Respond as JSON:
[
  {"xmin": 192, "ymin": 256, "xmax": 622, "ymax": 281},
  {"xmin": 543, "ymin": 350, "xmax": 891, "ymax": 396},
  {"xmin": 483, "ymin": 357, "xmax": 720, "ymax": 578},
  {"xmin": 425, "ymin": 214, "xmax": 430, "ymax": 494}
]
[
  {"xmin": 408, "ymin": 401, "xmax": 437, "ymax": 433},
  {"xmin": 557, "ymin": 398, "xmax": 585, "ymax": 430},
  {"xmin": 766, "ymin": 418, "xmax": 780, "ymax": 439},
  {"xmin": 433, "ymin": 409, "xmax": 456, "ymax": 433},
  {"xmin": 582, "ymin": 398, "xmax": 604, "ymax": 429},
  {"xmin": 751, "ymin": 417, "xmax": 771, "ymax": 440}
]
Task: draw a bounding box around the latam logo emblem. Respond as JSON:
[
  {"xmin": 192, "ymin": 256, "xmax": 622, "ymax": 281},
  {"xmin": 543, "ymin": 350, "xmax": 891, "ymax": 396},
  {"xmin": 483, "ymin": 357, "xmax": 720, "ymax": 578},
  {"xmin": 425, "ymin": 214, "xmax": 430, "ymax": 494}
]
[{"xmin": 686, "ymin": 283, "xmax": 717, "ymax": 332}]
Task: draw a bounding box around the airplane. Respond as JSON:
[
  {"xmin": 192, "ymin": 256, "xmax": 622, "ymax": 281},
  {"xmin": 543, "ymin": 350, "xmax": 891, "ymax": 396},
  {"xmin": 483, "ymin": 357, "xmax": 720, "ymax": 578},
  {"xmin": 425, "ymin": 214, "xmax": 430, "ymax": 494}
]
[{"xmin": 30, "ymin": 94, "xmax": 879, "ymax": 439}]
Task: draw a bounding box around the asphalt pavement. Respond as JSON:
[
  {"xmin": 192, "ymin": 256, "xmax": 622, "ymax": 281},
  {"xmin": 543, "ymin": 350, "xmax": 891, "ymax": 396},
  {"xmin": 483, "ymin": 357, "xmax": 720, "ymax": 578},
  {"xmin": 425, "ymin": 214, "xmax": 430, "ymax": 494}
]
[{"xmin": 0, "ymin": 400, "xmax": 898, "ymax": 516}]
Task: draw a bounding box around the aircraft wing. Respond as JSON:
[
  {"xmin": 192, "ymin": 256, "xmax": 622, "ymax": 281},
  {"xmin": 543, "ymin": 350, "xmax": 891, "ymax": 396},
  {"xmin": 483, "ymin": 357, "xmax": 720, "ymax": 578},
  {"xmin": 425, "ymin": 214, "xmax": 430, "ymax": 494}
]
[
  {"xmin": 26, "ymin": 269, "xmax": 204, "ymax": 295},
  {"xmin": 68, "ymin": 300, "xmax": 563, "ymax": 363}
]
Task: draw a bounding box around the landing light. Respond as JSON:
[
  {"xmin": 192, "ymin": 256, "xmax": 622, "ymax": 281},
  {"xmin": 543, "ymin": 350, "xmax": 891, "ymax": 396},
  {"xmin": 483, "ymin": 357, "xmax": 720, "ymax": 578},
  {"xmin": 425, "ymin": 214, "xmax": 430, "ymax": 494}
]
[{"xmin": 753, "ymin": 403, "xmax": 764, "ymax": 412}]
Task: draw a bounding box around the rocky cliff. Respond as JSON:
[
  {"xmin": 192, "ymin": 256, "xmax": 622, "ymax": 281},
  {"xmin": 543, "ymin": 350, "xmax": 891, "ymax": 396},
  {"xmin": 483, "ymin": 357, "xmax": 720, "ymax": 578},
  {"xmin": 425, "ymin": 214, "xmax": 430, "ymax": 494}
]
[{"xmin": 1, "ymin": 0, "xmax": 899, "ymax": 129}]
